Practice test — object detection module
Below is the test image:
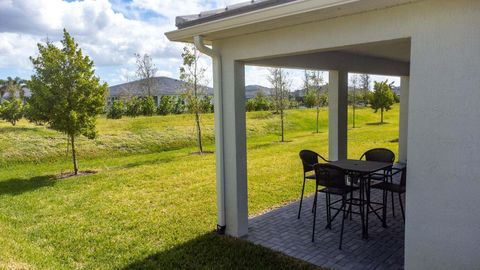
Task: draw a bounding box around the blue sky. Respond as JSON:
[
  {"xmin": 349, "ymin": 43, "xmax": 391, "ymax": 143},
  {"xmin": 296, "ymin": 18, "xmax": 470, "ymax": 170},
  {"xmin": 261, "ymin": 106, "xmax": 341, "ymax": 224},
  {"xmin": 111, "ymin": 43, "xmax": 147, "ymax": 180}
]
[{"xmin": 0, "ymin": 0, "xmax": 398, "ymax": 89}]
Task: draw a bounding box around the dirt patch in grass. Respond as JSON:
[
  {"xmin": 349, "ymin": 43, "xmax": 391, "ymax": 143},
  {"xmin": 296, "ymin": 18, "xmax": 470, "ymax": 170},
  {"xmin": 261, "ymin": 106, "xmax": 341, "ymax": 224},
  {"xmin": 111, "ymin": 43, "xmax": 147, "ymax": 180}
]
[
  {"xmin": 366, "ymin": 122, "xmax": 389, "ymax": 126},
  {"xmin": 189, "ymin": 151, "xmax": 214, "ymax": 155},
  {"xmin": 274, "ymin": 140, "xmax": 293, "ymax": 143},
  {"xmin": 56, "ymin": 170, "xmax": 98, "ymax": 179}
]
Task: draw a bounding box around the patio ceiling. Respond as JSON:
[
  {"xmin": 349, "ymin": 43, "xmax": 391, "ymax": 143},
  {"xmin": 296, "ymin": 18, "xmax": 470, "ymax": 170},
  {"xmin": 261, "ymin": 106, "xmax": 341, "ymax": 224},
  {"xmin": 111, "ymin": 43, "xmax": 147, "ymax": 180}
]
[{"xmin": 245, "ymin": 38, "xmax": 411, "ymax": 76}]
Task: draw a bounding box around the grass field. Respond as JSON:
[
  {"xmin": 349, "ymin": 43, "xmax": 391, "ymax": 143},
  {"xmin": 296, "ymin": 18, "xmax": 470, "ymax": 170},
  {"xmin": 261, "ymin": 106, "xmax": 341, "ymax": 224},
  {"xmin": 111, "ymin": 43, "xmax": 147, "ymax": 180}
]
[{"xmin": 0, "ymin": 105, "xmax": 399, "ymax": 269}]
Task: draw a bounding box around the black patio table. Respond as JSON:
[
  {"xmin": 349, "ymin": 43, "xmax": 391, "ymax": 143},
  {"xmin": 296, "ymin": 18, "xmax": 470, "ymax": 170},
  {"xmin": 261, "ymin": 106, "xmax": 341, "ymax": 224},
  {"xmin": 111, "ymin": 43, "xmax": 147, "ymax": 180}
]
[{"xmin": 328, "ymin": 159, "xmax": 392, "ymax": 239}]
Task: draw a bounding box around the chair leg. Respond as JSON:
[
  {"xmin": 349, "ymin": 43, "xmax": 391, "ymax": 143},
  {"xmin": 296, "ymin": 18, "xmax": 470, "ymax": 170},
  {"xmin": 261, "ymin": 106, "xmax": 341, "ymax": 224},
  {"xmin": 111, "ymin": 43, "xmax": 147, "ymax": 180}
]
[
  {"xmin": 391, "ymin": 190, "xmax": 396, "ymax": 217},
  {"xmin": 382, "ymin": 188, "xmax": 387, "ymax": 228},
  {"xmin": 349, "ymin": 186, "xmax": 353, "ymax": 220},
  {"xmin": 339, "ymin": 195, "xmax": 347, "ymax": 250},
  {"xmin": 399, "ymin": 193, "xmax": 405, "ymax": 222},
  {"xmin": 312, "ymin": 185, "xmax": 319, "ymax": 242},
  {"xmin": 326, "ymin": 193, "xmax": 332, "ymax": 230},
  {"xmin": 298, "ymin": 178, "xmax": 306, "ymax": 219},
  {"xmin": 325, "ymin": 192, "xmax": 330, "ymax": 228}
]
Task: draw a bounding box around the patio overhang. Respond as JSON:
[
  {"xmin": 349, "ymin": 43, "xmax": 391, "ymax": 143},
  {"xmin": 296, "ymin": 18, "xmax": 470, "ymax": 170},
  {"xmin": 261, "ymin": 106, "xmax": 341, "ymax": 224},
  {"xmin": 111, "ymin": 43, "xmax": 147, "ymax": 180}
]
[
  {"xmin": 246, "ymin": 39, "xmax": 411, "ymax": 76},
  {"xmin": 165, "ymin": 0, "xmax": 420, "ymax": 44}
]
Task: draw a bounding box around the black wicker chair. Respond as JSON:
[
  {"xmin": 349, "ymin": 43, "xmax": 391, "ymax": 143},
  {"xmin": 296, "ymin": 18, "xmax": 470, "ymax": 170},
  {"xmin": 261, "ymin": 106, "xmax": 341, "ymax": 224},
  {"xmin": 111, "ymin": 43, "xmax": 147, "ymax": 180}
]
[
  {"xmin": 372, "ymin": 166, "xmax": 407, "ymax": 222},
  {"xmin": 312, "ymin": 163, "xmax": 356, "ymax": 249},
  {"xmin": 360, "ymin": 148, "xmax": 396, "ymax": 218},
  {"xmin": 298, "ymin": 150, "xmax": 329, "ymax": 219}
]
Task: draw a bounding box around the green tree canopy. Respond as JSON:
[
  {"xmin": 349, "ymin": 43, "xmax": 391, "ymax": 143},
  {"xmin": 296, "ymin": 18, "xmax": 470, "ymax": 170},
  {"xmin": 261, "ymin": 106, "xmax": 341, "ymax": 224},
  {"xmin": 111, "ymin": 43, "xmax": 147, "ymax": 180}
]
[
  {"xmin": 107, "ymin": 100, "xmax": 126, "ymax": 119},
  {"xmin": 157, "ymin": 95, "xmax": 174, "ymax": 115},
  {"xmin": 0, "ymin": 98, "xmax": 24, "ymax": 126},
  {"xmin": 28, "ymin": 29, "xmax": 107, "ymax": 174},
  {"xmin": 369, "ymin": 80, "xmax": 395, "ymax": 124}
]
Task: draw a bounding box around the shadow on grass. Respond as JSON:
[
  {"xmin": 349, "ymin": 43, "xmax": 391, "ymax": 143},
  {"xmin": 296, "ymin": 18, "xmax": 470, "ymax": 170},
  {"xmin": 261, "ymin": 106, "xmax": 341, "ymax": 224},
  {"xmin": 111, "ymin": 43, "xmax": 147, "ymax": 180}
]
[
  {"xmin": 366, "ymin": 122, "xmax": 389, "ymax": 126},
  {"xmin": 0, "ymin": 175, "xmax": 56, "ymax": 196},
  {"xmin": 0, "ymin": 126, "xmax": 45, "ymax": 134},
  {"xmin": 119, "ymin": 156, "xmax": 176, "ymax": 169},
  {"xmin": 248, "ymin": 142, "xmax": 275, "ymax": 150},
  {"xmin": 122, "ymin": 232, "xmax": 320, "ymax": 270}
]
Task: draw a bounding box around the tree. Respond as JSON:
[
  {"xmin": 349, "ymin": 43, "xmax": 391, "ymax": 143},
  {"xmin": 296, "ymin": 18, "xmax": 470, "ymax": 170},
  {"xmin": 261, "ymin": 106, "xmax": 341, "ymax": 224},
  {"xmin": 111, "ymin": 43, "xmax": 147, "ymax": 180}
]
[
  {"xmin": 369, "ymin": 80, "xmax": 395, "ymax": 124},
  {"xmin": 0, "ymin": 98, "xmax": 23, "ymax": 126},
  {"xmin": 350, "ymin": 74, "xmax": 359, "ymax": 128},
  {"xmin": 24, "ymin": 97, "xmax": 46, "ymax": 125},
  {"xmin": 303, "ymin": 70, "xmax": 326, "ymax": 133},
  {"xmin": 246, "ymin": 99, "xmax": 256, "ymax": 112},
  {"xmin": 0, "ymin": 79, "xmax": 5, "ymax": 102},
  {"xmin": 359, "ymin": 74, "xmax": 371, "ymax": 106},
  {"xmin": 107, "ymin": 100, "xmax": 126, "ymax": 119},
  {"xmin": 125, "ymin": 97, "xmax": 143, "ymax": 117},
  {"xmin": 135, "ymin": 53, "xmax": 158, "ymax": 97},
  {"xmin": 28, "ymin": 29, "xmax": 107, "ymax": 175},
  {"xmin": 141, "ymin": 96, "xmax": 156, "ymax": 116},
  {"xmin": 200, "ymin": 95, "xmax": 214, "ymax": 113},
  {"xmin": 303, "ymin": 70, "xmax": 316, "ymax": 108},
  {"xmin": 180, "ymin": 45, "xmax": 208, "ymax": 154},
  {"xmin": 253, "ymin": 91, "xmax": 270, "ymax": 111},
  {"xmin": 157, "ymin": 95, "xmax": 174, "ymax": 115},
  {"xmin": 268, "ymin": 68, "xmax": 290, "ymax": 142},
  {"xmin": 1, "ymin": 77, "xmax": 27, "ymax": 102},
  {"xmin": 172, "ymin": 96, "xmax": 185, "ymax": 114},
  {"xmin": 246, "ymin": 92, "xmax": 270, "ymax": 112}
]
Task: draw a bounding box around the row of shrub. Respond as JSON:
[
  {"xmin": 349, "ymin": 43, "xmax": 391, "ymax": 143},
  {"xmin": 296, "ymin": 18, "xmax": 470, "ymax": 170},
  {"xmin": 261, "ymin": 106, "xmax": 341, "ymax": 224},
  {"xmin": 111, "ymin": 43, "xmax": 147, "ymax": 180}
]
[{"xmin": 106, "ymin": 95, "xmax": 214, "ymax": 119}]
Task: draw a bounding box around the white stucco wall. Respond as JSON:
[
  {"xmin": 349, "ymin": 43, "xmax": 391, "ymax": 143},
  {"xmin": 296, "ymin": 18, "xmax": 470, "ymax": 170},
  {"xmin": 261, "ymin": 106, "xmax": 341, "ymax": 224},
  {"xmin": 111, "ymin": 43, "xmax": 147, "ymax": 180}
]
[{"xmin": 211, "ymin": 0, "xmax": 480, "ymax": 268}]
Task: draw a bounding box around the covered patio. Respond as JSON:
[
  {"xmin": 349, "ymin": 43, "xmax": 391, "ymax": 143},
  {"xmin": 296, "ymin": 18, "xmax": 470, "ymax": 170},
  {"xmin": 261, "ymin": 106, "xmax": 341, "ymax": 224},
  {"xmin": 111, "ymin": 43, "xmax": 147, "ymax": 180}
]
[
  {"xmin": 166, "ymin": 1, "xmax": 480, "ymax": 269},
  {"xmin": 246, "ymin": 184, "xmax": 405, "ymax": 270}
]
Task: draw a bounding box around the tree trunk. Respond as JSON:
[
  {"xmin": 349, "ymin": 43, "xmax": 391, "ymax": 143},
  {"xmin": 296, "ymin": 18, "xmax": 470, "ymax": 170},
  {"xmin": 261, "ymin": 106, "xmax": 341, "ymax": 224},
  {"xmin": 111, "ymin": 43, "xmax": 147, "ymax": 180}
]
[
  {"xmin": 70, "ymin": 134, "xmax": 78, "ymax": 175},
  {"xmin": 195, "ymin": 111, "xmax": 203, "ymax": 153},
  {"xmin": 280, "ymin": 108, "xmax": 284, "ymax": 142},
  {"xmin": 316, "ymin": 106, "xmax": 320, "ymax": 133},
  {"xmin": 381, "ymin": 108, "xmax": 384, "ymax": 124},
  {"xmin": 352, "ymin": 88, "xmax": 356, "ymax": 128}
]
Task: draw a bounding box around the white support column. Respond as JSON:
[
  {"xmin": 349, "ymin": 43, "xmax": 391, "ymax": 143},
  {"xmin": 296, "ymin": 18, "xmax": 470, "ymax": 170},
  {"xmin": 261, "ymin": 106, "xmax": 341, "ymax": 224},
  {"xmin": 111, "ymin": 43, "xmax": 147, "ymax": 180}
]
[
  {"xmin": 328, "ymin": 70, "xmax": 349, "ymax": 161},
  {"xmin": 398, "ymin": 76, "xmax": 409, "ymax": 163},
  {"xmin": 217, "ymin": 59, "xmax": 248, "ymax": 237}
]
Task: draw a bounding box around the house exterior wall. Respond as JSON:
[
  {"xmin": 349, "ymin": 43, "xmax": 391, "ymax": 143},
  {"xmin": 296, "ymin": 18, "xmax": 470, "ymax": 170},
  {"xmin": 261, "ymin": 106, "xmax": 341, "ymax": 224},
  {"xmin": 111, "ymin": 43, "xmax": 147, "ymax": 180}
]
[{"xmin": 211, "ymin": 0, "xmax": 480, "ymax": 268}]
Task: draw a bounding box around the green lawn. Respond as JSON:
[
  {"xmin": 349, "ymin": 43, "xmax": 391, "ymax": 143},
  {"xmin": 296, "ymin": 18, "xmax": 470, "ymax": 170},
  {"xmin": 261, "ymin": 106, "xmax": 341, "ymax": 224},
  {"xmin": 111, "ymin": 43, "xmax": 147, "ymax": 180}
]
[{"xmin": 0, "ymin": 105, "xmax": 399, "ymax": 269}]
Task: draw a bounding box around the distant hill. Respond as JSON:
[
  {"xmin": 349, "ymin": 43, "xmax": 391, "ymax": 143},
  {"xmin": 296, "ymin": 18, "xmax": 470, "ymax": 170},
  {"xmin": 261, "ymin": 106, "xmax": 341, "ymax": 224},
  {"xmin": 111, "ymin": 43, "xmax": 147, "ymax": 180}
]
[
  {"xmin": 108, "ymin": 77, "xmax": 273, "ymax": 99},
  {"xmin": 108, "ymin": 76, "xmax": 213, "ymax": 97},
  {"xmin": 245, "ymin": 85, "xmax": 272, "ymax": 99}
]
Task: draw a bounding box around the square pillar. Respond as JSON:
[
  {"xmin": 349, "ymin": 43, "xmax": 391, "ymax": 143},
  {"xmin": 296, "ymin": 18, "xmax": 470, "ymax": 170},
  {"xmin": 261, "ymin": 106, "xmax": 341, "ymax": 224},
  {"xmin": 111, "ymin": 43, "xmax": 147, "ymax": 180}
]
[
  {"xmin": 328, "ymin": 70, "xmax": 348, "ymax": 161},
  {"xmin": 215, "ymin": 59, "xmax": 248, "ymax": 237},
  {"xmin": 398, "ymin": 76, "xmax": 409, "ymax": 163}
]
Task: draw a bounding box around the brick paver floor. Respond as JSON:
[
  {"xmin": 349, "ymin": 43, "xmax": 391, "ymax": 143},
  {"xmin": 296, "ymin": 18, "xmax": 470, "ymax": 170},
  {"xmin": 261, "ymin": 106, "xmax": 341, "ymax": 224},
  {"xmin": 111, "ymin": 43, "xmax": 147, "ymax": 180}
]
[{"xmin": 245, "ymin": 187, "xmax": 405, "ymax": 270}]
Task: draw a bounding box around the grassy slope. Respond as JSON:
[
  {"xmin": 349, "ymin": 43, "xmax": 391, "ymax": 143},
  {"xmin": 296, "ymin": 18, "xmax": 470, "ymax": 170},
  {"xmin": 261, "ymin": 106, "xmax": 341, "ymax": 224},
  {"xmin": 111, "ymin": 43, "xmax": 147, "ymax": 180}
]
[{"xmin": 0, "ymin": 105, "xmax": 399, "ymax": 269}]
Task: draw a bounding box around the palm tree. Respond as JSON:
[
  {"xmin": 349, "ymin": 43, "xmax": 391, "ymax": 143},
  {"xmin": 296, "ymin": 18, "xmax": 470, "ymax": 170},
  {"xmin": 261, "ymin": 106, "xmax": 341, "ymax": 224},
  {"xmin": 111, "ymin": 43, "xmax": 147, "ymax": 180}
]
[
  {"xmin": 0, "ymin": 79, "xmax": 6, "ymax": 102},
  {"xmin": 2, "ymin": 77, "xmax": 27, "ymax": 101}
]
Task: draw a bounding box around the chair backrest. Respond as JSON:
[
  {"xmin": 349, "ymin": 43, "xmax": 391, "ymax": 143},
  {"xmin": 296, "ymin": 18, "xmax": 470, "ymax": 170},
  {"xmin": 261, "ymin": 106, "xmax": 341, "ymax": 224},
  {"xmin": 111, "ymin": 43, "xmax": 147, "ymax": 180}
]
[
  {"xmin": 313, "ymin": 163, "xmax": 346, "ymax": 188},
  {"xmin": 299, "ymin": 150, "xmax": 327, "ymax": 173},
  {"xmin": 360, "ymin": 148, "xmax": 395, "ymax": 164},
  {"xmin": 299, "ymin": 150, "xmax": 318, "ymax": 173}
]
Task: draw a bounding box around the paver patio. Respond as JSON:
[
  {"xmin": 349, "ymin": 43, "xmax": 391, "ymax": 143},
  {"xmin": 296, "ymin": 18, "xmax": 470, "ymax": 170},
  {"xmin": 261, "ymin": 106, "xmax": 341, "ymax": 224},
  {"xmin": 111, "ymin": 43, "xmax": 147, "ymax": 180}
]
[{"xmin": 245, "ymin": 186, "xmax": 405, "ymax": 270}]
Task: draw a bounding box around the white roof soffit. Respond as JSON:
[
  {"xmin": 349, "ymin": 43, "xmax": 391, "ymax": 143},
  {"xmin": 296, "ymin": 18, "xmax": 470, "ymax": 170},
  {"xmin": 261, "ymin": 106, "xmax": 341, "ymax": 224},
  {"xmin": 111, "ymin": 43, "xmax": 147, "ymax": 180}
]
[{"xmin": 165, "ymin": 0, "xmax": 419, "ymax": 43}]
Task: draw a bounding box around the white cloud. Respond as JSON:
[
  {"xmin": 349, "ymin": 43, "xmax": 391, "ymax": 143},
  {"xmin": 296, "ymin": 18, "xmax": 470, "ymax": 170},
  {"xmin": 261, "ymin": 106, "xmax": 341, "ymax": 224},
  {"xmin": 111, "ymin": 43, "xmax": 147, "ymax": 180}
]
[
  {"xmin": 0, "ymin": 0, "xmax": 400, "ymax": 89},
  {"xmin": 0, "ymin": 33, "xmax": 38, "ymax": 69},
  {"xmin": 0, "ymin": 0, "xmax": 203, "ymax": 85}
]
